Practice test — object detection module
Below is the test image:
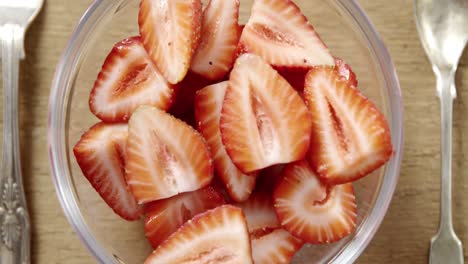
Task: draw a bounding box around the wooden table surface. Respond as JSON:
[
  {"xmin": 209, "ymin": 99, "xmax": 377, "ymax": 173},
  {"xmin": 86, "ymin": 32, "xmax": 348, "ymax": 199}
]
[{"xmin": 6, "ymin": 0, "xmax": 468, "ymax": 263}]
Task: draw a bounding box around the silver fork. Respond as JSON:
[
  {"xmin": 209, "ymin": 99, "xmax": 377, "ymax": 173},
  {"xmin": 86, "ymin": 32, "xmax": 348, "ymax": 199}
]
[
  {"xmin": 414, "ymin": 0, "xmax": 468, "ymax": 263},
  {"xmin": 0, "ymin": 0, "xmax": 43, "ymax": 263}
]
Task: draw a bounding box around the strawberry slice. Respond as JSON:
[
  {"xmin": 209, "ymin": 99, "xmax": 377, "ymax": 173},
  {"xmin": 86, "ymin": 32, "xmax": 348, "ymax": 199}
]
[
  {"xmin": 145, "ymin": 205, "xmax": 253, "ymax": 264},
  {"xmin": 125, "ymin": 106, "xmax": 214, "ymax": 203},
  {"xmin": 195, "ymin": 82, "xmax": 257, "ymax": 202},
  {"xmin": 239, "ymin": 0, "xmax": 334, "ymax": 68},
  {"xmin": 236, "ymin": 193, "xmax": 280, "ymax": 232},
  {"xmin": 252, "ymin": 229, "xmax": 303, "ymax": 264},
  {"xmin": 303, "ymin": 67, "xmax": 392, "ymax": 184},
  {"xmin": 144, "ymin": 186, "xmax": 226, "ymax": 248},
  {"xmin": 190, "ymin": 0, "xmax": 241, "ymax": 80},
  {"xmin": 237, "ymin": 193, "xmax": 303, "ymax": 264},
  {"xmin": 220, "ymin": 54, "xmax": 312, "ymax": 173},
  {"xmin": 73, "ymin": 123, "xmax": 141, "ymax": 220},
  {"xmin": 89, "ymin": 37, "xmax": 174, "ymax": 123},
  {"xmin": 334, "ymin": 57, "xmax": 358, "ymax": 87},
  {"xmin": 273, "ymin": 160, "xmax": 357, "ymax": 244},
  {"xmin": 139, "ymin": 0, "xmax": 202, "ymax": 84}
]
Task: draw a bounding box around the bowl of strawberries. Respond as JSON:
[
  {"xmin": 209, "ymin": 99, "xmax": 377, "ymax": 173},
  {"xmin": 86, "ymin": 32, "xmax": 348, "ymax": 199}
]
[{"xmin": 49, "ymin": 0, "xmax": 403, "ymax": 263}]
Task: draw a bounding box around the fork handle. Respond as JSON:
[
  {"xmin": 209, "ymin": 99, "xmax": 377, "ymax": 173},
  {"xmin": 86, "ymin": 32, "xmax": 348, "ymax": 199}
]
[
  {"xmin": 0, "ymin": 23, "xmax": 30, "ymax": 264},
  {"xmin": 435, "ymin": 66, "xmax": 457, "ymax": 235}
]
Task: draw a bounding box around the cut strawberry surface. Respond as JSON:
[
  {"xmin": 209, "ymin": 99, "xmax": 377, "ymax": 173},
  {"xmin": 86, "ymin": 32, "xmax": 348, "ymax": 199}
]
[
  {"xmin": 125, "ymin": 106, "xmax": 213, "ymax": 203},
  {"xmin": 251, "ymin": 229, "xmax": 303, "ymax": 264},
  {"xmin": 139, "ymin": 0, "xmax": 202, "ymax": 84},
  {"xmin": 273, "ymin": 160, "xmax": 357, "ymax": 244},
  {"xmin": 145, "ymin": 205, "xmax": 253, "ymax": 264},
  {"xmin": 237, "ymin": 193, "xmax": 303, "ymax": 264},
  {"xmin": 144, "ymin": 186, "xmax": 226, "ymax": 248},
  {"xmin": 89, "ymin": 37, "xmax": 174, "ymax": 123},
  {"xmin": 191, "ymin": 0, "xmax": 241, "ymax": 80},
  {"xmin": 239, "ymin": 0, "xmax": 334, "ymax": 68},
  {"xmin": 303, "ymin": 67, "xmax": 392, "ymax": 184},
  {"xmin": 195, "ymin": 82, "xmax": 257, "ymax": 202},
  {"xmin": 73, "ymin": 123, "xmax": 141, "ymax": 221},
  {"xmin": 220, "ymin": 54, "xmax": 312, "ymax": 173},
  {"xmin": 236, "ymin": 193, "xmax": 279, "ymax": 232},
  {"xmin": 334, "ymin": 57, "xmax": 358, "ymax": 87}
]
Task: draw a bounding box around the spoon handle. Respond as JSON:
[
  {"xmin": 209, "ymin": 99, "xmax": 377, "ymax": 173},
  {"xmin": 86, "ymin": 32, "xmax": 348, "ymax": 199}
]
[
  {"xmin": 435, "ymin": 66, "xmax": 456, "ymax": 235},
  {"xmin": 0, "ymin": 23, "xmax": 30, "ymax": 264}
]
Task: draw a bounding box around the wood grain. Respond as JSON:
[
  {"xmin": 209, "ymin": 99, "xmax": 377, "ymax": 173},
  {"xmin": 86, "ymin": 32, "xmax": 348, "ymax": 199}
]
[{"xmin": 2, "ymin": 0, "xmax": 467, "ymax": 263}]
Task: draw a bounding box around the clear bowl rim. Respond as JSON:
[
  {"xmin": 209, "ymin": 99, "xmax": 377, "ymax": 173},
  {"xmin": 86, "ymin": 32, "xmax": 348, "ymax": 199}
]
[{"xmin": 48, "ymin": 0, "xmax": 404, "ymax": 263}]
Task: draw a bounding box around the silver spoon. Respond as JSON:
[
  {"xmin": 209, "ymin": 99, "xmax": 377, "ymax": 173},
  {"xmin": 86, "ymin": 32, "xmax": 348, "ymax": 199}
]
[
  {"xmin": 0, "ymin": 0, "xmax": 43, "ymax": 263},
  {"xmin": 414, "ymin": 0, "xmax": 468, "ymax": 263}
]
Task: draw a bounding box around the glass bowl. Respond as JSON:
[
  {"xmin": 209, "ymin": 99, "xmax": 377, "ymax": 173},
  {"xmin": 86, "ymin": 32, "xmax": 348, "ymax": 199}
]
[{"xmin": 48, "ymin": 0, "xmax": 403, "ymax": 263}]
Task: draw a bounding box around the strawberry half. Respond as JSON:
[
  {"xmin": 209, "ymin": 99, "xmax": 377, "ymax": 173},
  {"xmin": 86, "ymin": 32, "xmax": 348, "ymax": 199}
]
[
  {"xmin": 139, "ymin": 0, "xmax": 202, "ymax": 84},
  {"xmin": 334, "ymin": 57, "xmax": 358, "ymax": 87},
  {"xmin": 144, "ymin": 186, "xmax": 226, "ymax": 248},
  {"xmin": 220, "ymin": 54, "xmax": 312, "ymax": 173},
  {"xmin": 239, "ymin": 0, "xmax": 334, "ymax": 68},
  {"xmin": 89, "ymin": 37, "xmax": 174, "ymax": 123},
  {"xmin": 190, "ymin": 0, "xmax": 241, "ymax": 80},
  {"xmin": 274, "ymin": 160, "xmax": 357, "ymax": 244},
  {"xmin": 237, "ymin": 193, "xmax": 303, "ymax": 264},
  {"xmin": 125, "ymin": 106, "xmax": 213, "ymax": 203},
  {"xmin": 145, "ymin": 205, "xmax": 253, "ymax": 264},
  {"xmin": 252, "ymin": 229, "xmax": 303, "ymax": 264},
  {"xmin": 73, "ymin": 123, "xmax": 141, "ymax": 220},
  {"xmin": 303, "ymin": 67, "xmax": 392, "ymax": 184},
  {"xmin": 195, "ymin": 82, "xmax": 257, "ymax": 202}
]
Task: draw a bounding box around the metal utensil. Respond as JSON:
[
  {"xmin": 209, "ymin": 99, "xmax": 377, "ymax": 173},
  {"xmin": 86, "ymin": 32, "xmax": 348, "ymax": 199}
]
[
  {"xmin": 0, "ymin": 0, "xmax": 44, "ymax": 263},
  {"xmin": 414, "ymin": 0, "xmax": 468, "ymax": 263}
]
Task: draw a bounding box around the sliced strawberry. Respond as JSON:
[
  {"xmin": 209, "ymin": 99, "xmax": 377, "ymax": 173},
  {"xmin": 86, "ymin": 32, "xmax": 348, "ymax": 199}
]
[
  {"xmin": 144, "ymin": 186, "xmax": 226, "ymax": 248},
  {"xmin": 195, "ymin": 82, "xmax": 257, "ymax": 202},
  {"xmin": 303, "ymin": 67, "xmax": 392, "ymax": 184},
  {"xmin": 145, "ymin": 205, "xmax": 253, "ymax": 264},
  {"xmin": 220, "ymin": 54, "xmax": 312, "ymax": 173},
  {"xmin": 89, "ymin": 37, "xmax": 174, "ymax": 122},
  {"xmin": 273, "ymin": 160, "xmax": 357, "ymax": 244},
  {"xmin": 251, "ymin": 229, "xmax": 303, "ymax": 264},
  {"xmin": 236, "ymin": 193, "xmax": 279, "ymax": 232},
  {"xmin": 277, "ymin": 58, "xmax": 356, "ymax": 92},
  {"xmin": 334, "ymin": 57, "xmax": 358, "ymax": 87},
  {"xmin": 125, "ymin": 106, "xmax": 213, "ymax": 203},
  {"xmin": 237, "ymin": 193, "xmax": 303, "ymax": 264},
  {"xmin": 239, "ymin": 0, "xmax": 334, "ymax": 68},
  {"xmin": 73, "ymin": 123, "xmax": 141, "ymax": 220},
  {"xmin": 139, "ymin": 0, "xmax": 202, "ymax": 84},
  {"xmin": 190, "ymin": 0, "xmax": 241, "ymax": 80}
]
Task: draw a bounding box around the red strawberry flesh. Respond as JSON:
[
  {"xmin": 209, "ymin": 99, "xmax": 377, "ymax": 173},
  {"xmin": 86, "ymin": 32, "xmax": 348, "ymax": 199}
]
[
  {"xmin": 125, "ymin": 106, "xmax": 214, "ymax": 203},
  {"xmin": 220, "ymin": 54, "xmax": 312, "ymax": 173},
  {"xmin": 304, "ymin": 67, "xmax": 392, "ymax": 184},
  {"xmin": 144, "ymin": 186, "xmax": 226, "ymax": 248},
  {"xmin": 89, "ymin": 37, "xmax": 174, "ymax": 122},
  {"xmin": 273, "ymin": 160, "xmax": 357, "ymax": 244},
  {"xmin": 73, "ymin": 123, "xmax": 141, "ymax": 220},
  {"xmin": 144, "ymin": 205, "xmax": 253, "ymax": 264},
  {"xmin": 195, "ymin": 82, "xmax": 257, "ymax": 202}
]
